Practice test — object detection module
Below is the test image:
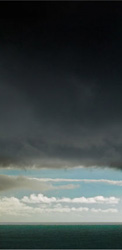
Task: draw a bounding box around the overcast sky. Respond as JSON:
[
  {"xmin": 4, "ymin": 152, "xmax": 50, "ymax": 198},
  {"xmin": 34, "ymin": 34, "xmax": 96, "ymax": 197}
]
[{"xmin": 1, "ymin": 2, "xmax": 122, "ymax": 223}]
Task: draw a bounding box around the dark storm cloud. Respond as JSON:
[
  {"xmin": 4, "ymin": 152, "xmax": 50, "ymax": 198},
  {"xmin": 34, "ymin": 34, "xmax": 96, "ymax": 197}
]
[{"xmin": 0, "ymin": 2, "xmax": 122, "ymax": 169}]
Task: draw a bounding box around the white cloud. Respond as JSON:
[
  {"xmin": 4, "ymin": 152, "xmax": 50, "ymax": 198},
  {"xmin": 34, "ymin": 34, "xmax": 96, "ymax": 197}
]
[
  {"xmin": 59, "ymin": 196, "xmax": 119, "ymax": 204},
  {"xmin": 81, "ymin": 179, "xmax": 122, "ymax": 186},
  {"xmin": 0, "ymin": 197, "xmax": 34, "ymax": 217},
  {"xmin": 0, "ymin": 196, "xmax": 89, "ymax": 216},
  {"xmin": 0, "ymin": 195, "xmax": 118, "ymax": 221},
  {"xmin": 32, "ymin": 177, "xmax": 122, "ymax": 186},
  {"xmin": 91, "ymin": 208, "xmax": 118, "ymax": 213},
  {"xmin": 22, "ymin": 194, "xmax": 57, "ymax": 204},
  {"xmin": 45, "ymin": 206, "xmax": 89, "ymax": 213},
  {"xmin": 22, "ymin": 193, "xmax": 119, "ymax": 204}
]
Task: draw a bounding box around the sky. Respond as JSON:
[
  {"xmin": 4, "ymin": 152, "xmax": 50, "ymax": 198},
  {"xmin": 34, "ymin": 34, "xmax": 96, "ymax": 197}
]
[{"xmin": 0, "ymin": 1, "xmax": 122, "ymax": 223}]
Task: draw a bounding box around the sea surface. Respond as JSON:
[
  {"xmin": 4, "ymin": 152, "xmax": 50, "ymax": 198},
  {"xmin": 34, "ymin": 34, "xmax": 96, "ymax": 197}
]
[{"xmin": 0, "ymin": 224, "xmax": 122, "ymax": 249}]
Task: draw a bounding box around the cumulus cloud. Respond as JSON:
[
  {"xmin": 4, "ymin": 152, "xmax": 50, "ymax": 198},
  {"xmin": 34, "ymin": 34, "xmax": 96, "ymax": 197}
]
[
  {"xmin": 0, "ymin": 197, "xmax": 34, "ymax": 217},
  {"xmin": 22, "ymin": 194, "xmax": 57, "ymax": 204},
  {"xmin": 22, "ymin": 193, "xmax": 119, "ymax": 204},
  {"xmin": 0, "ymin": 196, "xmax": 118, "ymax": 219},
  {"xmin": 0, "ymin": 196, "xmax": 89, "ymax": 216},
  {"xmin": 0, "ymin": 175, "xmax": 79, "ymax": 192}
]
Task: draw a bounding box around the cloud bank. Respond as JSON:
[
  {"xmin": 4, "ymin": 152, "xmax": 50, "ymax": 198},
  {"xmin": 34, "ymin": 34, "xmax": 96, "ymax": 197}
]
[
  {"xmin": 0, "ymin": 195, "xmax": 118, "ymax": 219},
  {"xmin": 22, "ymin": 193, "xmax": 119, "ymax": 205}
]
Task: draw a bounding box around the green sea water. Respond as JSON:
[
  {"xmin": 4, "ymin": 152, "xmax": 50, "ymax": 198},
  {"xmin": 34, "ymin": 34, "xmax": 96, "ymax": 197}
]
[{"xmin": 0, "ymin": 224, "xmax": 122, "ymax": 249}]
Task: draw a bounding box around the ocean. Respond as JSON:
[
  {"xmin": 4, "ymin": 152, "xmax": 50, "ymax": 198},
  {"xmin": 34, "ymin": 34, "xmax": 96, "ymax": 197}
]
[{"xmin": 0, "ymin": 224, "xmax": 122, "ymax": 249}]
